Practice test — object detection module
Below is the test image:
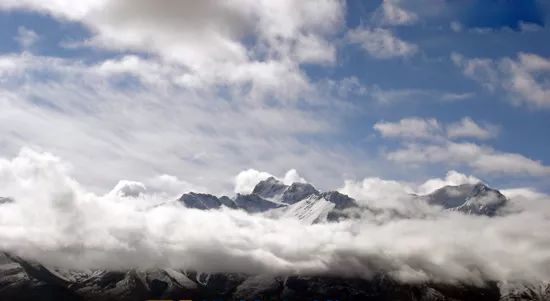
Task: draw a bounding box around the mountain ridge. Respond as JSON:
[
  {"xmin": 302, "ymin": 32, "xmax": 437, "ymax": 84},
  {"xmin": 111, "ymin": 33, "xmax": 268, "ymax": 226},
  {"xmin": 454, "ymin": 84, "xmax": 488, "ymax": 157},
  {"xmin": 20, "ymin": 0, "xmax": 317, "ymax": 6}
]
[{"xmin": 1, "ymin": 180, "xmax": 542, "ymax": 301}]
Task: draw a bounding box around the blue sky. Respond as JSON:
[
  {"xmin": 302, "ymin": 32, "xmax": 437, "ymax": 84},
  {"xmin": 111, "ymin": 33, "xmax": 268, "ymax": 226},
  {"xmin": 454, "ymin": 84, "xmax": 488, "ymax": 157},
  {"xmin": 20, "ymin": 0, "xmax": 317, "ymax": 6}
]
[{"xmin": 0, "ymin": 0, "xmax": 549, "ymax": 194}]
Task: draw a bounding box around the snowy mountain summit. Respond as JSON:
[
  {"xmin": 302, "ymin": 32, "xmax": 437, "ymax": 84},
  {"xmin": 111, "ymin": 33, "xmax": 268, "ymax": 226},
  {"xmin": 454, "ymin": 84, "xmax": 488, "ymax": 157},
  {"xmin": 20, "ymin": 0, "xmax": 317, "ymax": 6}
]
[
  {"xmin": 0, "ymin": 178, "xmax": 542, "ymax": 301},
  {"xmin": 178, "ymin": 177, "xmax": 359, "ymax": 223},
  {"xmin": 178, "ymin": 178, "xmax": 509, "ymax": 221},
  {"xmin": 423, "ymin": 182, "xmax": 508, "ymax": 216}
]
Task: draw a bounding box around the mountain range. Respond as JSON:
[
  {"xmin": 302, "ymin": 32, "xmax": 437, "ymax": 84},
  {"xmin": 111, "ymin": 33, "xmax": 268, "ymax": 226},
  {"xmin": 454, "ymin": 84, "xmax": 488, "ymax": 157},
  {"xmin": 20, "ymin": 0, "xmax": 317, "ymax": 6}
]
[{"xmin": 1, "ymin": 177, "xmax": 548, "ymax": 300}]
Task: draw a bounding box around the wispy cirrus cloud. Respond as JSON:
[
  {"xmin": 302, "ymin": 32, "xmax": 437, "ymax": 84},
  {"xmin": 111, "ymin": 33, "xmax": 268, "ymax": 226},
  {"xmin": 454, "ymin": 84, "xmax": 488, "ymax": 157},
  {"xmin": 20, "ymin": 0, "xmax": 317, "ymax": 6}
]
[
  {"xmin": 374, "ymin": 117, "xmax": 497, "ymax": 141},
  {"xmin": 374, "ymin": 117, "xmax": 442, "ymax": 140},
  {"xmin": 0, "ymin": 52, "xmax": 367, "ymax": 194},
  {"xmin": 371, "ymin": 0, "xmax": 418, "ymax": 26},
  {"xmin": 14, "ymin": 26, "xmax": 39, "ymax": 49},
  {"xmin": 347, "ymin": 26, "xmax": 417, "ymax": 59}
]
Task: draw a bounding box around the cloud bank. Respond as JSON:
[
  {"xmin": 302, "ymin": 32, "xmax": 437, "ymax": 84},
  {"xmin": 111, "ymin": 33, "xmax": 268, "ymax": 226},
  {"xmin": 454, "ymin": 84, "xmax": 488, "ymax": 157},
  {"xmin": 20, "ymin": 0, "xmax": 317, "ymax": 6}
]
[{"xmin": 0, "ymin": 149, "xmax": 550, "ymax": 286}]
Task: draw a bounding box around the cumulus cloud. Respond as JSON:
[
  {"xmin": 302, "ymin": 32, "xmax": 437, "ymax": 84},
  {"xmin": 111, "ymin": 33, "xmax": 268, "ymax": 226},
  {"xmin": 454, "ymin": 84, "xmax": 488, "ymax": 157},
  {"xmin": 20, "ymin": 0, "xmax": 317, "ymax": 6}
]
[
  {"xmin": 282, "ymin": 169, "xmax": 306, "ymax": 185},
  {"xmin": 107, "ymin": 175, "xmax": 200, "ymax": 200},
  {"xmin": 146, "ymin": 174, "xmax": 202, "ymax": 197},
  {"xmin": 453, "ymin": 52, "xmax": 550, "ymax": 108},
  {"xmin": 446, "ymin": 117, "xmax": 498, "ymax": 140},
  {"xmin": 340, "ymin": 170, "xmax": 480, "ymax": 207},
  {"xmin": 0, "ymin": 1, "xmax": 370, "ymax": 197},
  {"xmin": 234, "ymin": 169, "xmax": 275, "ymax": 194},
  {"xmin": 347, "ymin": 27, "xmax": 417, "ymax": 59},
  {"xmin": 1, "ymin": 149, "xmax": 550, "ymax": 285},
  {"xmin": 339, "ymin": 177, "xmax": 415, "ymax": 210},
  {"xmin": 108, "ymin": 180, "xmax": 147, "ymax": 198},
  {"xmin": 417, "ymin": 170, "xmax": 480, "ymax": 195},
  {"xmin": 0, "ymin": 0, "xmax": 344, "ymax": 98},
  {"xmin": 234, "ymin": 168, "xmax": 307, "ymax": 194},
  {"xmin": 501, "ymin": 187, "xmax": 549, "ymax": 201}
]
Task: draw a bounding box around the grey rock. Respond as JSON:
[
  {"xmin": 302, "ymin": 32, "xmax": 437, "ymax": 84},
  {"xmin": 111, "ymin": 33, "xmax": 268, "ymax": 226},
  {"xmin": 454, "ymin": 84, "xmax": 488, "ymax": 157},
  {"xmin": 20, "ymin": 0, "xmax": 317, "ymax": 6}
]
[
  {"xmin": 252, "ymin": 177, "xmax": 288, "ymax": 199},
  {"xmin": 281, "ymin": 182, "xmax": 319, "ymax": 204},
  {"xmin": 424, "ymin": 183, "xmax": 508, "ymax": 216},
  {"xmin": 234, "ymin": 193, "xmax": 282, "ymax": 213},
  {"xmin": 178, "ymin": 192, "xmax": 237, "ymax": 210}
]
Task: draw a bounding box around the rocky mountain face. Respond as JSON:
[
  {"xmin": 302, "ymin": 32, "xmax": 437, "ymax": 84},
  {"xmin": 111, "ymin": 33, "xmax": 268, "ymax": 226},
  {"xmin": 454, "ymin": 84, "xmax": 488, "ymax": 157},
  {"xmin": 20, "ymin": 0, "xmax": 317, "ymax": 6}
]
[
  {"xmin": 252, "ymin": 176, "xmax": 288, "ymax": 199},
  {"xmin": 0, "ymin": 179, "xmax": 546, "ymax": 300},
  {"xmin": 0, "ymin": 252, "xmax": 505, "ymax": 301},
  {"xmin": 178, "ymin": 192, "xmax": 237, "ymax": 210},
  {"xmin": 422, "ymin": 183, "xmax": 508, "ymax": 216},
  {"xmin": 178, "ymin": 177, "xmax": 357, "ymax": 223},
  {"xmin": 233, "ymin": 193, "xmax": 283, "ymax": 213},
  {"xmin": 0, "ymin": 197, "xmax": 12, "ymax": 204}
]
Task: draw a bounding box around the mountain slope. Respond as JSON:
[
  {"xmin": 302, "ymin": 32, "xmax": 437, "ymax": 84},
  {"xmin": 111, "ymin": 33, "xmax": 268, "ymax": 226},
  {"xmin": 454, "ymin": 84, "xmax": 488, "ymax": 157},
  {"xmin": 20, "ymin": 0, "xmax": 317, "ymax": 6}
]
[
  {"xmin": 272, "ymin": 191, "xmax": 359, "ymax": 224},
  {"xmin": 1, "ymin": 182, "xmax": 540, "ymax": 301},
  {"xmin": 423, "ymin": 183, "xmax": 508, "ymax": 216},
  {"xmin": 234, "ymin": 193, "xmax": 283, "ymax": 213},
  {"xmin": 0, "ymin": 253, "xmax": 511, "ymax": 301},
  {"xmin": 178, "ymin": 192, "xmax": 237, "ymax": 210}
]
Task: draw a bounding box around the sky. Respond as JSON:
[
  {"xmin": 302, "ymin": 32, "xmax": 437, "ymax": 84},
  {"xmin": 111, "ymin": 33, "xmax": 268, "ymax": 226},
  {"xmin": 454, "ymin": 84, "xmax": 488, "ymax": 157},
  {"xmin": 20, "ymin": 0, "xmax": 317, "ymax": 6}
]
[{"xmin": 0, "ymin": 0, "xmax": 549, "ymax": 195}]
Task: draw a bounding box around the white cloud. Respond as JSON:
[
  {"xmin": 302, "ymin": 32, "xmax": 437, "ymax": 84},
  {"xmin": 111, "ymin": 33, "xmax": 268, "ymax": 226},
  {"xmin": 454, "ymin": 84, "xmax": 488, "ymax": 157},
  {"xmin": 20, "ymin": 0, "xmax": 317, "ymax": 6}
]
[
  {"xmin": 15, "ymin": 26, "xmax": 39, "ymax": 49},
  {"xmin": 417, "ymin": 170, "xmax": 480, "ymax": 195},
  {"xmin": 0, "ymin": 52, "xmax": 367, "ymax": 195},
  {"xmin": 446, "ymin": 117, "xmax": 498, "ymax": 140},
  {"xmin": 372, "ymin": 117, "xmax": 539, "ymax": 177},
  {"xmin": 518, "ymin": 22, "xmax": 543, "ymax": 32},
  {"xmin": 0, "ymin": 0, "xmax": 344, "ymax": 99},
  {"xmin": 234, "ymin": 168, "xmax": 307, "ymax": 194},
  {"xmin": 372, "ymin": 0, "xmax": 417, "ymax": 26},
  {"xmin": 374, "ymin": 117, "xmax": 442, "ymax": 140},
  {"xmin": 347, "ymin": 27, "xmax": 417, "ymax": 59},
  {"xmin": 340, "ymin": 170, "xmax": 480, "ymax": 207},
  {"xmin": 453, "ymin": 52, "xmax": 550, "ymax": 108},
  {"xmin": 108, "ymin": 180, "xmax": 147, "ymax": 198},
  {"xmin": 339, "ymin": 177, "xmax": 414, "ymax": 208},
  {"xmin": 282, "ymin": 169, "xmax": 306, "ymax": 185},
  {"xmin": 501, "ymin": 187, "xmax": 548, "ymax": 201},
  {"xmin": 441, "ymin": 92, "xmax": 474, "ymax": 101},
  {"xmin": 3, "ymin": 149, "xmax": 550, "ymax": 284},
  {"xmin": 146, "ymin": 174, "xmax": 202, "ymax": 197},
  {"xmin": 374, "ymin": 117, "xmax": 497, "ymax": 141},
  {"xmin": 386, "ymin": 141, "xmax": 550, "ymax": 176},
  {"xmin": 234, "ymin": 169, "xmax": 274, "ymax": 194}
]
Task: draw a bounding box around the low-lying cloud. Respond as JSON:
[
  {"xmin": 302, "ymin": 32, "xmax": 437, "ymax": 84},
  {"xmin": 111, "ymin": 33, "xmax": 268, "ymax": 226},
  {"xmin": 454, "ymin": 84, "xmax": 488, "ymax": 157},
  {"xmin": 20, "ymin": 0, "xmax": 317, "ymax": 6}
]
[{"xmin": 1, "ymin": 149, "xmax": 550, "ymax": 286}]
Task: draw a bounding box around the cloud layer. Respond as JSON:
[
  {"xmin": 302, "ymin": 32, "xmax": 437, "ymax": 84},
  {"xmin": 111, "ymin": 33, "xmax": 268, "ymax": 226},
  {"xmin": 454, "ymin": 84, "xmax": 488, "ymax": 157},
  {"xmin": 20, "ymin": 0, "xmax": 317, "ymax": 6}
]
[
  {"xmin": 1, "ymin": 149, "xmax": 550, "ymax": 285},
  {"xmin": 0, "ymin": 51, "xmax": 366, "ymax": 194}
]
